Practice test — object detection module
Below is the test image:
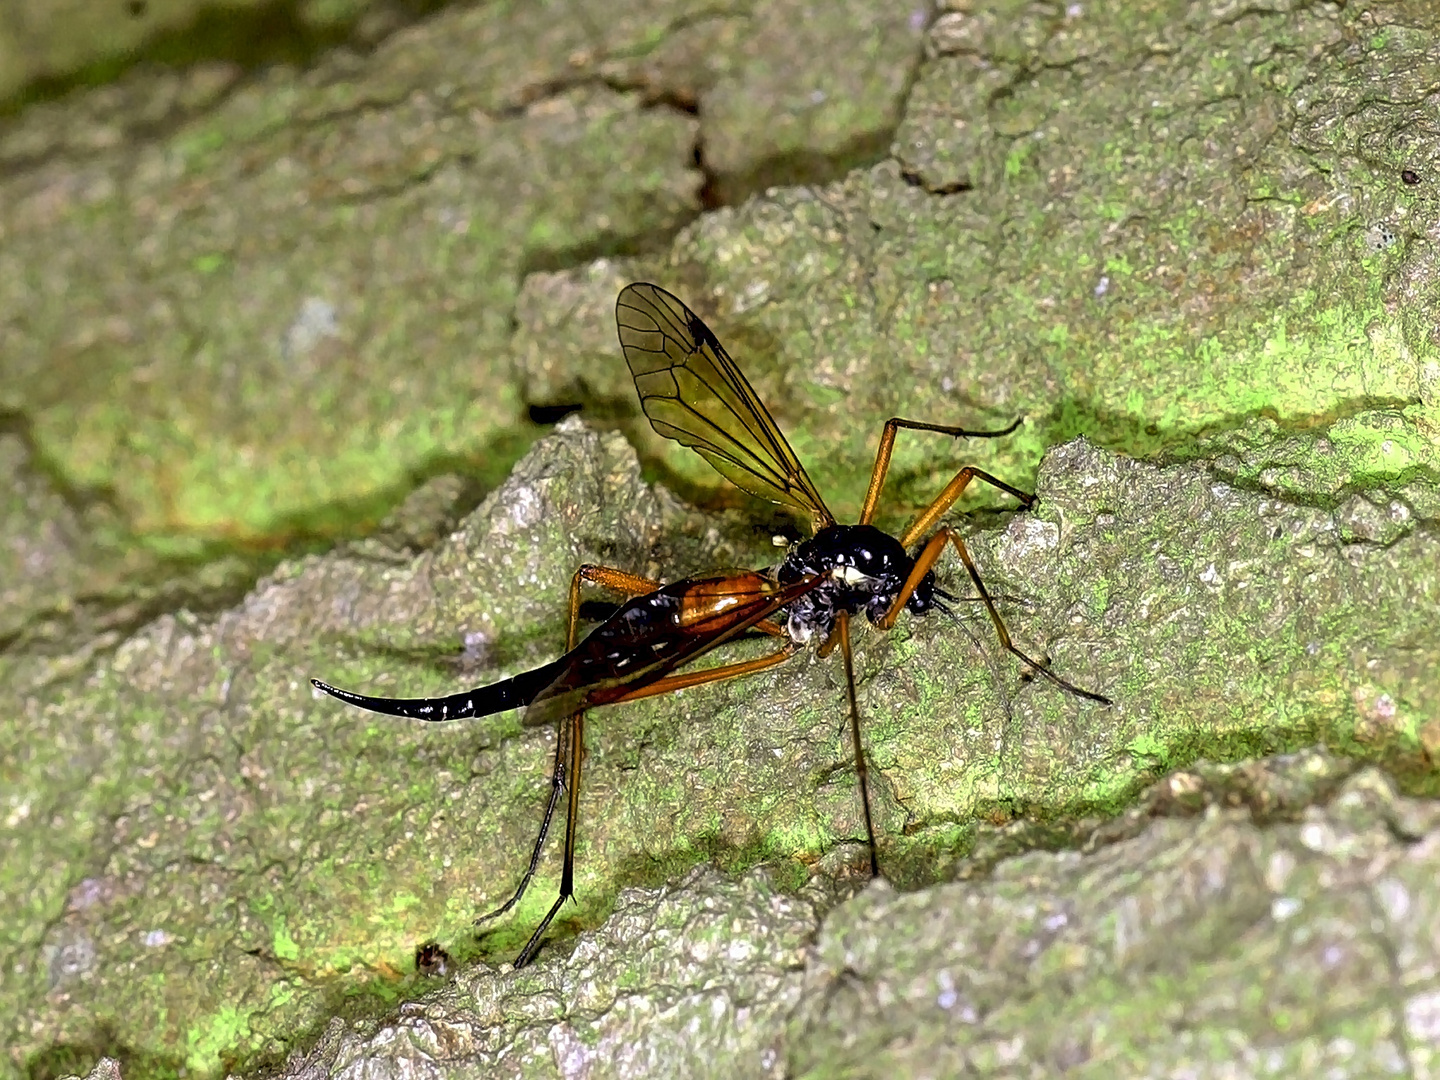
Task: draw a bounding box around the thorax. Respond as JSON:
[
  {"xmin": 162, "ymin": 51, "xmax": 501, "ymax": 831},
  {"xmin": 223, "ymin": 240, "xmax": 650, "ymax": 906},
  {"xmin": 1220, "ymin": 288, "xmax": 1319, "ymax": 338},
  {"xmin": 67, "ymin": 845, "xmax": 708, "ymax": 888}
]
[{"xmin": 776, "ymin": 524, "xmax": 915, "ymax": 644}]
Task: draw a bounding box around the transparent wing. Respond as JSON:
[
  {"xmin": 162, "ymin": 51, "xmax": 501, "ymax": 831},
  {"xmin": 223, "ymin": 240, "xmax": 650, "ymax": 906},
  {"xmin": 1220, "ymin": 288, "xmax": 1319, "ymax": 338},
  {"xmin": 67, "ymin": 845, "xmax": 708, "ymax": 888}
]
[
  {"xmin": 520, "ymin": 572, "xmax": 819, "ymax": 728},
  {"xmin": 617, "ymin": 282, "xmax": 835, "ymax": 527}
]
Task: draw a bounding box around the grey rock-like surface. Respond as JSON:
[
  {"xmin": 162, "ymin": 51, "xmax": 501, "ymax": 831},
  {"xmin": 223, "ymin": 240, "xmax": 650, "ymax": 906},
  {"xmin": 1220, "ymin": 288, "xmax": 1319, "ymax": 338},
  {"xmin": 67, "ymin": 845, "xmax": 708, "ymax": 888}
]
[
  {"xmin": 305, "ymin": 869, "xmax": 823, "ymax": 1080},
  {"xmin": 249, "ymin": 760, "xmax": 1440, "ymax": 1079},
  {"xmin": 10, "ymin": 415, "xmax": 1439, "ymax": 1078},
  {"xmin": 790, "ymin": 765, "xmax": 1434, "ymax": 1079}
]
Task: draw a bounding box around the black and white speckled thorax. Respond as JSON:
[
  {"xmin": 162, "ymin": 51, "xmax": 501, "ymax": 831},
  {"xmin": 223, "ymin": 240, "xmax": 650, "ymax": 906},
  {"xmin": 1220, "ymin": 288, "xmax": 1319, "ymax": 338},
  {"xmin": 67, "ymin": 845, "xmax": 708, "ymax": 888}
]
[{"xmin": 774, "ymin": 523, "xmax": 936, "ymax": 644}]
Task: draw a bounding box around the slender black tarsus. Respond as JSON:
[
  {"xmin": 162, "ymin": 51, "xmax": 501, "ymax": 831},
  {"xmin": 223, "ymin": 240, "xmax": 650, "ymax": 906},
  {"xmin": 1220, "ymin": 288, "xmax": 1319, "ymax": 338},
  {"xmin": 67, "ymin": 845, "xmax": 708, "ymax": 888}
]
[
  {"xmin": 933, "ymin": 595, "xmax": 1016, "ymax": 729},
  {"xmin": 474, "ymin": 719, "xmax": 570, "ymax": 928},
  {"xmin": 836, "ymin": 612, "xmax": 880, "ymax": 877},
  {"xmin": 512, "ymin": 708, "xmax": 584, "ymax": 969},
  {"xmin": 942, "ymin": 535, "xmax": 1113, "ymax": 706}
]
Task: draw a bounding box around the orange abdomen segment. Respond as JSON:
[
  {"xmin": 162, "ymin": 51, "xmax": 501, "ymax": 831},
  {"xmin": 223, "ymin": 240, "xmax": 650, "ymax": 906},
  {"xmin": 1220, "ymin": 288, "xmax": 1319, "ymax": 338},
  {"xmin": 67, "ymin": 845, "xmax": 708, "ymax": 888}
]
[{"xmin": 675, "ymin": 573, "xmax": 774, "ymax": 630}]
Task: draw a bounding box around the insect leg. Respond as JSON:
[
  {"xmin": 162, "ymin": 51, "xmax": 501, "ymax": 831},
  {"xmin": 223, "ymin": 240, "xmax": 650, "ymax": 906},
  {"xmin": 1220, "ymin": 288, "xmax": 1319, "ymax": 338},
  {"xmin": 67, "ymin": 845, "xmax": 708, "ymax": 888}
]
[
  {"xmin": 508, "ymin": 576, "xmax": 811, "ymax": 965},
  {"xmin": 835, "ymin": 611, "xmax": 880, "ymax": 877},
  {"xmin": 510, "ymin": 645, "xmax": 798, "ymax": 961},
  {"xmin": 607, "ymin": 641, "xmax": 798, "ymax": 703},
  {"xmin": 474, "ymin": 715, "xmax": 570, "ymax": 928},
  {"xmin": 480, "ymin": 565, "xmax": 659, "ymax": 953},
  {"xmin": 858, "ymin": 417, "xmax": 1023, "ymax": 528},
  {"xmin": 898, "ymin": 466, "xmax": 1034, "ymax": 548},
  {"xmin": 567, "ymin": 563, "xmax": 664, "ymax": 647},
  {"xmin": 512, "ymin": 708, "xmax": 585, "ymax": 969},
  {"xmin": 940, "ymin": 529, "xmax": 1111, "ymax": 704},
  {"xmin": 878, "ymin": 529, "xmax": 951, "ymax": 631},
  {"xmin": 882, "ymin": 527, "xmax": 1110, "ymax": 704}
]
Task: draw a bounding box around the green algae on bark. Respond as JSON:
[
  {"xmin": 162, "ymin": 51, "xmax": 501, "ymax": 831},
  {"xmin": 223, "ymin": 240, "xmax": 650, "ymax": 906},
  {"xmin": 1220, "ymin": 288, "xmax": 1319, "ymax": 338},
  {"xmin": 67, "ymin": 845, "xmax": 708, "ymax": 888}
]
[
  {"xmin": 9, "ymin": 416, "xmax": 1440, "ymax": 1077},
  {"xmin": 7, "ymin": 0, "xmax": 1440, "ymax": 1075}
]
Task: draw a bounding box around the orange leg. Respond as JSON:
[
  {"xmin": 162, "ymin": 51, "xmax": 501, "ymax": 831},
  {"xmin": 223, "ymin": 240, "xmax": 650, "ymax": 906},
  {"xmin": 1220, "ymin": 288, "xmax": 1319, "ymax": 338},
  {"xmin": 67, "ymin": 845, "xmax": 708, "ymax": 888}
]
[
  {"xmin": 508, "ymin": 639, "xmax": 800, "ymax": 968},
  {"xmin": 609, "ymin": 641, "xmax": 798, "ymax": 703},
  {"xmin": 898, "ymin": 466, "xmax": 1034, "ymax": 548},
  {"xmin": 816, "ymin": 627, "xmax": 841, "ymax": 659},
  {"xmin": 566, "ymin": 563, "xmax": 664, "ymax": 647},
  {"xmin": 858, "ymin": 416, "xmax": 1023, "ymax": 528},
  {"xmin": 879, "ymin": 529, "xmax": 951, "ymax": 632},
  {"xmin": 879, "ymin": 527, "xmax": 1110, "ymax": 705}
]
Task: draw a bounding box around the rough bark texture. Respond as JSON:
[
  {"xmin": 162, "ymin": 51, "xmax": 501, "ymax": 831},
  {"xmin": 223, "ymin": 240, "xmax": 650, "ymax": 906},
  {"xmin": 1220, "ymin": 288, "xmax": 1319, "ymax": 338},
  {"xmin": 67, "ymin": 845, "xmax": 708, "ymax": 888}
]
[{"xmin": 4, "ymin": 0, "xmax": 1439, "ymax": 1077}]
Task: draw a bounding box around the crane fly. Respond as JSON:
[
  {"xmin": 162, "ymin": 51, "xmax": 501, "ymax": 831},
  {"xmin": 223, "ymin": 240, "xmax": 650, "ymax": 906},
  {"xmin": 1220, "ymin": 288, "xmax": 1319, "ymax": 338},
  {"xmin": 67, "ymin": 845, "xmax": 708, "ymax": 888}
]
[{"xmin": 312, "ymin": 282, "xmax": 1111, "ymax": 968}]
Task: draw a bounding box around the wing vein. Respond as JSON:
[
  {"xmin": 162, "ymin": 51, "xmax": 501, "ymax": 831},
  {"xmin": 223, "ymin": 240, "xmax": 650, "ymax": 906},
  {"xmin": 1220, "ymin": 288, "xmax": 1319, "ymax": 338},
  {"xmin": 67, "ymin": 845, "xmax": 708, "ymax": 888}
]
[{"xmin": 616, "ymin": 282, "xmax": 834, "ymax": 525}]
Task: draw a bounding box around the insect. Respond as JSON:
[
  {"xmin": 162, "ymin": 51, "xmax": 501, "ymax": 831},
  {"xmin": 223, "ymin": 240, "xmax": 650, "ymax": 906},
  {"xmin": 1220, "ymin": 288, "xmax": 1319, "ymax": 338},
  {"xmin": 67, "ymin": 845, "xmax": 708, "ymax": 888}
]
[{"xmin": 312, "ymin": 283, "xmax": 1110, "ymax": 968}]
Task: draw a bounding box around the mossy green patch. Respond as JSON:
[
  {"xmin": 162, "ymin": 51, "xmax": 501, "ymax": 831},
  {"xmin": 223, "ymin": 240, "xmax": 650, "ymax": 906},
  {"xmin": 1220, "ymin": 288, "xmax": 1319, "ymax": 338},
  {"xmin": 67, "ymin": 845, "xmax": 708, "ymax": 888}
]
[
  {"xmin": 271, "ymin": 921, "xmax": 300, "ymax": 963},
  {"xmin": 185, "ymin": 1008, "xmax": 251, "ymax": 1078}
]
